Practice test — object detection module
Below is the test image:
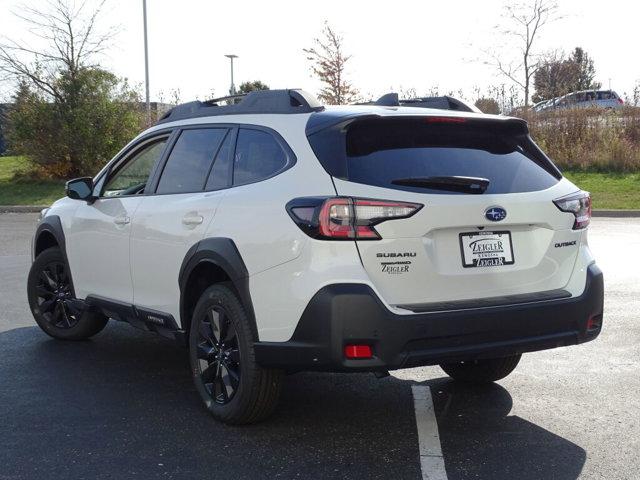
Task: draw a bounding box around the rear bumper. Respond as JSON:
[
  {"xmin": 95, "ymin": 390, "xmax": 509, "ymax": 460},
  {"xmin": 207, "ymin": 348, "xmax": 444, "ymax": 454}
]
[{"xmin": 254, "ymin": 264, "xmax": 604, "ymax": 372}]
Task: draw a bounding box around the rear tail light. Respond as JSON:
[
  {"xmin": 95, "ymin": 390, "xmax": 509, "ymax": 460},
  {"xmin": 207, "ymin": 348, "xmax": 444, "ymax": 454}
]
[
  {"xmin": 553, "ymin": 191, "xmax": 591, "ymax": 229},
  {"xmin": 618, "ymin": 98, "xmax": 624, "ymax": 104},
  {"xmin": 287, "ymin": 197, "xmax": 422, "ymax": 240}
]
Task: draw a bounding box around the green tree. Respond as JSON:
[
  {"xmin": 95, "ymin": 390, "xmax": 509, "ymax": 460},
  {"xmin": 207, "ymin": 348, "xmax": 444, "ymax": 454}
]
[
  {"xmin": 532, "ymin": 51, "xmax": 577, "ymax": 102},
  {"xmin": 570, "ymin": 47, "xmax": 600, "ymax": 91},
  {"xmin": 303, "ymin": 22, "xmax": 359, "ymax": 105},
  {"xmin": 238, "ymin": 80, "xmax": 270, "ymax": 94},
  {"xmin": 0, "ymin": 0, "xmax": 144, "ymax": 178},
  {"xmin": 533, "ymin": 47, "xmax": 601, "ymax": 102},
  {"xmin": 8, "ymin": 69, "xmax": 142, "ymax": 177}
]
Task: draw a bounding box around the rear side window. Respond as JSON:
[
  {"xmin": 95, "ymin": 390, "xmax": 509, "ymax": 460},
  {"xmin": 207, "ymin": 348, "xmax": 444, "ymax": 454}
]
[
  {"xmin": 157, "ymin": 128, "xmax": 226, "ymax": 194},
  {"xmin": 307, "ymin": 117, "xmax": 561, "ymax": 195},
  {"xmin": 597, "ymin": 91, "xmax": 615, "ymax": 100},
  {"xmin": 205, "ymin": 131, "xmax": 234, "ymax": 191},
  {"xmin": 233, "ymin": 128, "xmax": 288, "ymax": 186}
]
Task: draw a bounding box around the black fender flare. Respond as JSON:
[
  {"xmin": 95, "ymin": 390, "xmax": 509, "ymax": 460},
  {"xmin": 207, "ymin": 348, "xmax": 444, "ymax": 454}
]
[
  {"xmin": 178, "ymin": 238, "xmax": 256, "ymax": 335},
  {"xmin": 33, "ymin": 215, "xmax": 66, "ymax": 259},
  {"xmin": 32, "ymin": 215, "xmax": 76, "ymax": 295}
]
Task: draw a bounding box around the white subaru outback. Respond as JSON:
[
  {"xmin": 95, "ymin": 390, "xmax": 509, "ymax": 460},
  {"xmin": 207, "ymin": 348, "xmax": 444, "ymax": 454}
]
[{"xmin": 28, "ymin": 89, "xmax": 604, "ymax": 424}]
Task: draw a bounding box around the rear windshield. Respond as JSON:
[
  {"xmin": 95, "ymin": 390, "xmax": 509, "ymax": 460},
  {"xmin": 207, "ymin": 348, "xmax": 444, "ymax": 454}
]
[{"xmin": 307, "ymin": 117, "xmax": 561, "ymax": 195}]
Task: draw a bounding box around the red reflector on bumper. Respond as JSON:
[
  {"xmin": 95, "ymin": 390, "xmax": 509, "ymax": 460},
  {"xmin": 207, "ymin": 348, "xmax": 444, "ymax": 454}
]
[
  {"xmin": 587, "ymin": 314, "xmax": 602, "ymax": 331},
  {"xmin": 344, "ymin": 344, "xmax": 373, "ymax": 359}
]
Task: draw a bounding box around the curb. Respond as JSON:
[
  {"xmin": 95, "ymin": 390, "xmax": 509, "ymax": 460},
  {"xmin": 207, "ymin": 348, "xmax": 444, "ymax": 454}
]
[
  {"xmin": 591, "ymin": 210, "xmax": 640, "ymax": 218},
  {"xmin": 1, "ymin": 205, "xmax": 639, "ymax": 217},
  {"xmin": 0, "ymin": 205, "xmax": 48, "ymax": 213}
]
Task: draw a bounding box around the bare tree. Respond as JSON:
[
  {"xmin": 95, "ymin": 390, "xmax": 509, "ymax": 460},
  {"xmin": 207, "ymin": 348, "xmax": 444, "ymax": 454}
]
[
  {"xmin": 398, "ymin": 86, "xmax": 418, "ymax": 100},
  {"xmin": 483, "ymin": 0, "xmax": 561, "ymax": 107},
  {"xmin": 303, "ymin": 22, "xmax": 359, "ymax": 105},
  {"xmin": 0, "ymin": 0, "xmax": 117, "ymax": 100},
  {"xmin": 1, "ymin": 1, "xmax": 143, "ymax": 178}
]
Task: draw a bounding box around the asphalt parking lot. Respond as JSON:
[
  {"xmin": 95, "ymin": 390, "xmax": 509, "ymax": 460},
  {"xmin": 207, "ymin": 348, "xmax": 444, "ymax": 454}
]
[{"xmin": 1, "ymin": 213, "xmax": 638, "ymax": 480}]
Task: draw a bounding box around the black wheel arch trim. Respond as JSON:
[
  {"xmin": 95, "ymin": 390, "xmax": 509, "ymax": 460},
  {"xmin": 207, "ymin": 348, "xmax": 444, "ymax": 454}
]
[
  {"xmin": 32, "ymin": 215, "xmax": 75, "ymax": 295},
  {"xmin": 178, "ymin": 237, "xmax": 257, "ymax": 336}
]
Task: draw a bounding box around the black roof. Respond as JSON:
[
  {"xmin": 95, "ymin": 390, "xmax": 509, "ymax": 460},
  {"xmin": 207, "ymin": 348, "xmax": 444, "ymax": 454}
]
[
  {"xmin": 157, "ymin": 89, "xmax": 324, "ymax": 124},
  {"xmin": 157, "ymin": 90, "xmax": 482, "ymax": 127}
]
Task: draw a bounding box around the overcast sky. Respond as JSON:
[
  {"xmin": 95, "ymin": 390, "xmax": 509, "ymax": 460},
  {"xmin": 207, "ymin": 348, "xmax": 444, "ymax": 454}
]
[{"xmin": 0, "ymin": 0, "xmax": 638, "ymax": 103}]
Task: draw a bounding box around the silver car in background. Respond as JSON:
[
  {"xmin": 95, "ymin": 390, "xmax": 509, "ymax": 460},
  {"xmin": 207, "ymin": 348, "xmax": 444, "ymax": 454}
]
[{"xmin": 538, "ymin": 90, "xmax": 624, "ymax": 111}]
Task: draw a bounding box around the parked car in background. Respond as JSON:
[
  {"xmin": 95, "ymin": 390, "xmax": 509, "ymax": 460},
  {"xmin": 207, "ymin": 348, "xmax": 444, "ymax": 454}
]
[
  {"xmin": 538, "ymin": 90, "xmax": 624, "ymax": 112},
  {"xmin": 533, "ymin": 99, "xmax": 554, "ymax": 112}
]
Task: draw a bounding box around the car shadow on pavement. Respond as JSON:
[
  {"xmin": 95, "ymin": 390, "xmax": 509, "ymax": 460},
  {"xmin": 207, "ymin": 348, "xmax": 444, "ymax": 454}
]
[
  {"xmin": 0, "ymin": 323, "xmax": 585, "ymax": 480},
  {"xmin": 423, "ymin": 378, "xmax": 587, "ymax": 480}
]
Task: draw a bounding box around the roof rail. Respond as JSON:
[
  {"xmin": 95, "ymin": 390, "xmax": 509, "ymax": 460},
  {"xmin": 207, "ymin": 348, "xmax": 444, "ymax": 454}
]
[
  {"xmin": 157, "ymin": 89, "xmax": 324, "ymax": 124},
  {"xmin": 364, "ymin": 92, "xmax": 480, "ymax": 113},
  {"xmin": 203, "ymin": 93, "xmax": 248, "ymax": 105},
  {"xmin": 401, "ymin": 95, "xmax": 480, "ymax": 113}
]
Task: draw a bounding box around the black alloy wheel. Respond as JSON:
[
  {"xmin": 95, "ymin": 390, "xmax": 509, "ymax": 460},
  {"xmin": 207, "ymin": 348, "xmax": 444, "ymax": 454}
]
[
  {"xmin": 28, "ymin": 246, "xmax": 109, "ymax": 340},
  {"xmin": 195, "ymin": 306, "xmax": 241, "ymax": 405},
  {"xmin": 34, "ymin": 259, "xmax": 81, "ymax": 329},
  {"xmin": 188, "ymin": 284, "xmax": 282, "ymax": 424}
]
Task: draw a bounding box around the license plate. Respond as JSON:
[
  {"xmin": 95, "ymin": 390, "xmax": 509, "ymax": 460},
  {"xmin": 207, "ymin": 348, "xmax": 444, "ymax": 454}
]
[{"xmin": 459, "ymin": 231, "xmax": 514, "ymax": 268}]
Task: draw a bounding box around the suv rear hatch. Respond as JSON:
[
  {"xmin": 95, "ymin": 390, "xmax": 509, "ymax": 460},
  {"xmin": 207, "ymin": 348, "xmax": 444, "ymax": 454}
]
[{"xmin": 307, "ymin": 113, "xmax": 583, "ymax": 309}]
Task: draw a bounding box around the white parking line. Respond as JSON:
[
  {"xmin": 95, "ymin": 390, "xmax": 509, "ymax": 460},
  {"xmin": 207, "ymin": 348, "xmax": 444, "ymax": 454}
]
[{"xmin": 412, "ymin": 385, "xmax": 448, "ymax": 480}]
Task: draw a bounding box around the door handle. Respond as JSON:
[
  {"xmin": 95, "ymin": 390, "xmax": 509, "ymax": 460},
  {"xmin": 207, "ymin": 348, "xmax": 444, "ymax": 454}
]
[
  {"xmin": 182, "ymin": 213, "xmax": 204, "ymax": 226},
  {"xmin": 114, "ymin": 215, "xmax": 131, "ymax": 226}
]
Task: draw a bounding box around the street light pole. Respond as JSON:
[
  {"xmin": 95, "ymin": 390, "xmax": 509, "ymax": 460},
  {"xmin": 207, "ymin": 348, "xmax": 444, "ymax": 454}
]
[
  {"xmin": 143, "ymin": 0, "xmax": 150, "ymax": 123},
  {"xmin": 225, "ymin": 54, "xmax": 238, "ymax": 95}
]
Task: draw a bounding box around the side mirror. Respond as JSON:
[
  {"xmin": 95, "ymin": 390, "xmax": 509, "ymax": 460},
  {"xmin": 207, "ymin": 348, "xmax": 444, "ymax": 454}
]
[{"xmin": 65, "ymin": 177, "xmax": 95, "ymax": 202}]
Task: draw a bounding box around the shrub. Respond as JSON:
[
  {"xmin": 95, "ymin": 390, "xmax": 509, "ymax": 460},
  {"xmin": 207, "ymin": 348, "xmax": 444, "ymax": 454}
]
[
  {"xmin": 6, "ymin": 69, "xmax": 145, "ymax": 179},
  {"xmin": 475, "ymin": 98, "xmax": 501, "ymax": 114},
  {"xmin": 521, "ymin": 107, "xmax": 640, "ymax": 172}
]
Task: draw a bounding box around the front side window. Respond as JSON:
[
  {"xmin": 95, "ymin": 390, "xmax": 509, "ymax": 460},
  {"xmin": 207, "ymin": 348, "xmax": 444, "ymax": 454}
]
[
  {"xmin": 156, "ymin": 128, "xmax": 227, "ymax": 194},
  {"xmin": 103, "ymin": 138, "xmax": 167, "ymax": 197},
  {"xmin": 233, "ymin": 129, "xmax": 288, "ymax": 186}
]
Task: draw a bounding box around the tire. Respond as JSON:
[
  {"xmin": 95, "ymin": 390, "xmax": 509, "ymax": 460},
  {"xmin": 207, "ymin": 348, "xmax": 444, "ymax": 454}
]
[
  {"xmin": 440, "ymin": 354, "xmax": 522, "ymax": 383},
  {"xmin": 27, "ymin": 246, "xmax": 109, "ymax": 340},
  {"xmin": 189, "ymin": 284, "xmax": 282, "ymax": 425}
]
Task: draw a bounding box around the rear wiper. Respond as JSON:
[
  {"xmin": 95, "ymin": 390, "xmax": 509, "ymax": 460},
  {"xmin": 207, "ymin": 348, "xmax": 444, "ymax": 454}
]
[{"xmin": 391, "ymin": 176, "xmax": 490, "ymax": 194}]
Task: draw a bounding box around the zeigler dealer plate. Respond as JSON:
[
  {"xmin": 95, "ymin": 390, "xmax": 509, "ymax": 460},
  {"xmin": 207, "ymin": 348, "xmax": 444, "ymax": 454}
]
[{"xmin": 459, "ymin": 231, "xmax": 514, "ymax": 268}]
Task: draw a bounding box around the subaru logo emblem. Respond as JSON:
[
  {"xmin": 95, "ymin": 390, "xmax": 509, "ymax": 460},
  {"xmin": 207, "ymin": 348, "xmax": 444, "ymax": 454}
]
[{"xmin": 485, "ymin": 206, "xmax": 507, "ymax": 222}]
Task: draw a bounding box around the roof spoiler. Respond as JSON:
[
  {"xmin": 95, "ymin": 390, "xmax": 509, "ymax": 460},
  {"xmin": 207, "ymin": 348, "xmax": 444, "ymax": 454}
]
[
  {"xmin": 158, "ymin": 89, "xmax": 324, "ymax": 124},
  {"xmin": 363, "ymin": 93, "xmax": 481, "ymax": 113}
]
